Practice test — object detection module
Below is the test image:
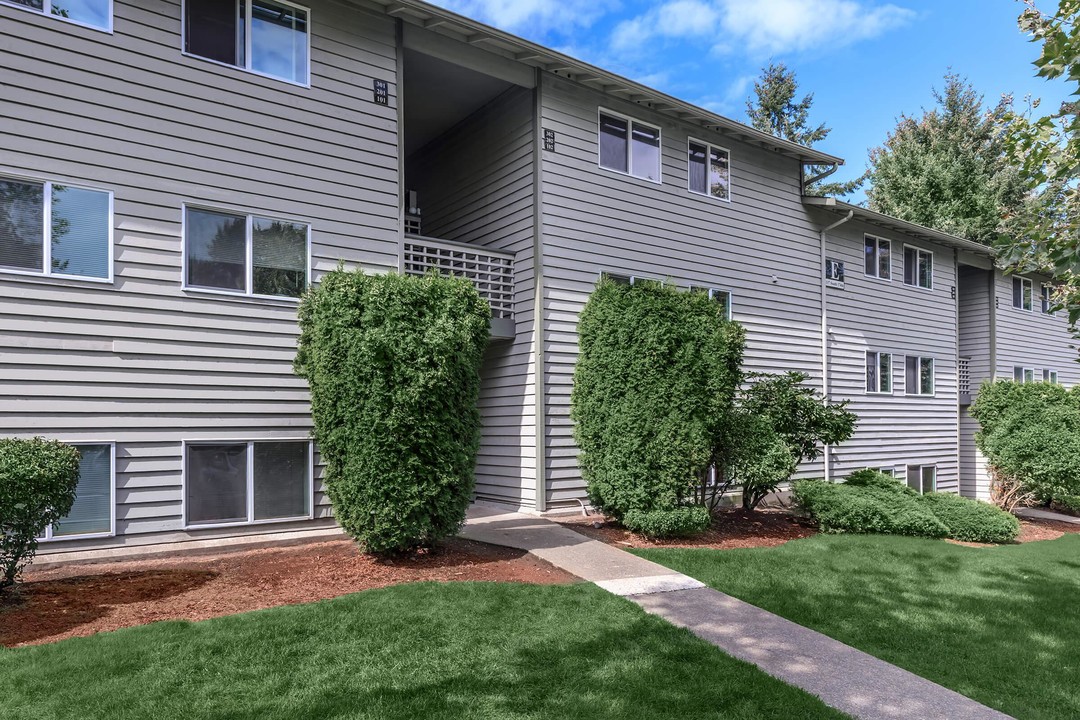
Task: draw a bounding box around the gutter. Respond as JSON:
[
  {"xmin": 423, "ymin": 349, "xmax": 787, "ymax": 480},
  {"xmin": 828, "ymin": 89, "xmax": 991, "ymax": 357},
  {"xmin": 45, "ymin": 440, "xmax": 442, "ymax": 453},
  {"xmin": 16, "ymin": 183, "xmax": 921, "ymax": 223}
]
[{"xmin": 819, "ymin": 209, "xmax": 854, "ymax": 483}]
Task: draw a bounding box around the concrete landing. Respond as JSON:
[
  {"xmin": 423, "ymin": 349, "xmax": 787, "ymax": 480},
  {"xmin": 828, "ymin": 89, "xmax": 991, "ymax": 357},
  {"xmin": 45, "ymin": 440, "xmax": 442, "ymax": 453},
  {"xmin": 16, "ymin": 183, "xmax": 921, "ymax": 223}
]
[
  {"xmin": 463, "ymin": 503, "xmax": 1012, "ymax": 720},
  {"xmin": 1016, "ymin": 506, "xmax": 1080, "ymax": 525}
]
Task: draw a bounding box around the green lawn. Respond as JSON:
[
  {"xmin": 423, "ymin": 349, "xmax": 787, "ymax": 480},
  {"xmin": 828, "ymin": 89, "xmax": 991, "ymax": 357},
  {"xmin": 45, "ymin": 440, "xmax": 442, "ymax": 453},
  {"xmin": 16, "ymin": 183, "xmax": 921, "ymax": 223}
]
[
  {"xmin": 638, "ymin": 533, "xmax": 1080, "ymax": 720},
  {"xmin": 0, "ymin": 581, "xmax": 848, "ymax": 720}
]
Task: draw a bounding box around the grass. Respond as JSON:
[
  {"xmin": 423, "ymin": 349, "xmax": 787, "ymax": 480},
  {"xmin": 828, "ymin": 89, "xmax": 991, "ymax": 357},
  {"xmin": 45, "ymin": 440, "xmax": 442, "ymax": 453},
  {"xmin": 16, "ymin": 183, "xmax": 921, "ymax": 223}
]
[
  {"xmin": 0, "ymin": 581, "xmax": 849, "ymax": 720},
  {"xmin": 638, "ymin": 533, "xmax": 1080, "ymax": 720}
]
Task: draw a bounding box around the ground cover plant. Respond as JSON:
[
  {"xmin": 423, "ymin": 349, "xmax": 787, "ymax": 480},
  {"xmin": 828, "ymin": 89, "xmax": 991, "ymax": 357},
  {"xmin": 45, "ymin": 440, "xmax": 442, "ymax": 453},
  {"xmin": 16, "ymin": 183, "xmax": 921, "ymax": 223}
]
[
  {"xmin": 0, "ymin": 582, "xmax": 849, "ymax": 720},
  {"xmin": 0, "ymin": 438, "xmax": 81, "ymax": 591},
  {"xmin": 793, "ymin": 471, "xmax": 1020, "ymax": 543},
  {"xmin": 295, "ymin": 270, "xmax": 489, "ymax": 553},
  {"xmin": 638, "ymin": 533, "xmax": 1080, "ymax": 720}
]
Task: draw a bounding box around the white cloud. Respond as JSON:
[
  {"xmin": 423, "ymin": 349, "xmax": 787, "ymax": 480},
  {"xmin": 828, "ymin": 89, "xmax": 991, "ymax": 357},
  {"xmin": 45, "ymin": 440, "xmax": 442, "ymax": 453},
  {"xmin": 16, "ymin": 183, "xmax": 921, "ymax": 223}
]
[
  {"xmin": 609, "ymin": 0, "xmax": 914, "ymax": 56},
  {"xmin": 429, "ymin": 0, "xmax": 614, "ymax": 34}
]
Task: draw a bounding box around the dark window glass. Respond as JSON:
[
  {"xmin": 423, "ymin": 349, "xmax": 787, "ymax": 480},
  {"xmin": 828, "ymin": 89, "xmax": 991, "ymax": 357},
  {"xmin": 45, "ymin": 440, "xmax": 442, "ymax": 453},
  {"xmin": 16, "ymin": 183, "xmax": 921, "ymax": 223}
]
[
  {"xmin": 253, "ymin": 442, "xmax": 308, "ymax": 520},
  {"xmin": 866, "ymin": 352, "xmax": 878, "ymax": 393},
  {"xmin": 904, "ymin": 247, "xmax": 917, "ymax": 285},
  {"xmin": 599, "ymin": 114, "xmax": 628, "ymax": 173},
  {"xmin": 185, "ymin": 0, "xmax": 245, "ymax": 67},
  {"xmin": 877, "ymin": 239, "xmax": 891, "ymax": 279},
  {"xmin": 0, "ymin": 179, "xmax": 44, "ymax": 272},
  {"xmin": 252, "ymin": 217, "xmax": 306, "ymax": 297},
  {"xmin": 186, "ymin": 208, "xmax": 247, "ymax": 292},
  {"xmin": 688, "ymin": 142, "xmax": 707, "ymax": 194},
  {"xmin": 187, "ymin": 444, "xmax": 248, "ymax": 525}
]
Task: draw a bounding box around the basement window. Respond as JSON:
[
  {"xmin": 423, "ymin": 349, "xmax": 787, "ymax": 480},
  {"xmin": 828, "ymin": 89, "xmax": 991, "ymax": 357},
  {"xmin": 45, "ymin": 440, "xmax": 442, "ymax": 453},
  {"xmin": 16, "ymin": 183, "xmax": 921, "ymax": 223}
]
[
  {"xmin": 41, "ymin": 444, "xmax": 115, "ymax": 540},
  {"xmin": 906, "ymin": 464, "xmax": 937, "ymax": 494}
]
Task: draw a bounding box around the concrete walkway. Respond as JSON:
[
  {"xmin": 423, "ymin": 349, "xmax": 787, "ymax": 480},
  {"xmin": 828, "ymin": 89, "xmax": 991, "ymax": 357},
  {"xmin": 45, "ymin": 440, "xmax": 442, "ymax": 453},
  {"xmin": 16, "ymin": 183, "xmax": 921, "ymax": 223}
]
[
  {"xmin": 1016, "ymin": 506, "xmax": 1080, "ymax": 525},
  {"xmin": 463, "ymin": 503, "xmax": 1011, "ymax": 720}
]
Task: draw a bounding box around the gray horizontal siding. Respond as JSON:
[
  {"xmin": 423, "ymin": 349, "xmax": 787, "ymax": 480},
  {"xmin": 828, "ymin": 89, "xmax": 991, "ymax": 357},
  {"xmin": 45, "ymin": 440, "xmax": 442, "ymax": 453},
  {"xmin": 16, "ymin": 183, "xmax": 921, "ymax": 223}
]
[
  {"xmin": 994, "ymin": 270, "xmax": 1080, "ymax": 385},
  {"xmin": 0, "ymin": 0, "xmax": 400, "ymax": 548},
  {"xmin": 823, "ymin": 216, "xmax": 960, "ymax": 491}
]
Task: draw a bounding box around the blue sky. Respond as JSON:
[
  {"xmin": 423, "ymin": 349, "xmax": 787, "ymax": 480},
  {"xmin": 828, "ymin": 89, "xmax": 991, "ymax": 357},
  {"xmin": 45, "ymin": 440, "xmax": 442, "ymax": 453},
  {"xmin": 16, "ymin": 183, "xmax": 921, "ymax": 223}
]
[{"xmin": 430, "ymin": 0, "xmax": 1067, "ymax": 195}]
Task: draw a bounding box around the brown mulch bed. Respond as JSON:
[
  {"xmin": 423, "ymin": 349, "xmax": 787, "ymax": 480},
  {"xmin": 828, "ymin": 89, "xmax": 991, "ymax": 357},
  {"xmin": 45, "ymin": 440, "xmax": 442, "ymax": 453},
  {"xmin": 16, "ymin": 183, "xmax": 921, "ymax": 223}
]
[
  {"xmin": 0, "ymin": 537, "xmax": 575, "ymax": 648},
  {"xmin": 555, "ymin": 508, "xmax": 818, "ymax": 550}
]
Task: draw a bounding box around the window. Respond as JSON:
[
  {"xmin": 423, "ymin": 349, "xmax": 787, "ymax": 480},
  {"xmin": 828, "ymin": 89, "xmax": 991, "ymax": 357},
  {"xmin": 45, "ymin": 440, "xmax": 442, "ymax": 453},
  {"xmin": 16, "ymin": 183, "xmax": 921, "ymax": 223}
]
[
  {"xmin": 1044, "ymin": 369, "xmax": 1059, "ymax": 384},
  {"xmin": 184, "ymin": 0, "xmax": 310, "ymax": 85},
  {"xmin": 0, "ymin": 177, "xmax": 112, "ymax": 281},
  {"xmin": 687, "ymin": 139, "xmax": 730, "ymax": 201},
  {"xmin": 865, "ymin": 351, "xmax": 892, "ymax": 394},
  {"xmin": 185, "ymin": 440, "xmax": 311, "ymax": 527},
  {"xmin": 1014, "ymin": 366, "xmax": 1036, "ymax": 383},
  {"xmin": 1013, "ymin": 277, "xmax": 1033, "ymax": 311},
  {"xmin": 1, "ymin": 0, "xmax": 112, "ymax": 31},
  {"xmin": 905, "ymin": 356, "xmax": 934, "ymax": 396},
  {"xmin": 906, "ymin": 465, "xmax": 937, "ymax": 494},
  {"xmin": 184, "ymin": 206, "xmax": 308, "ymax": 299},
  {"xmin": 1042, "ymin": 284, "xmax": 1055, "ymax": 314},
  {"xmin": 41, "ymin": 443, "xmax": 114, "ymax": 540},
  {"xmin": 903, "ymin": 246, "xmax": 933, "ymax": 290},
  {"xmin": 864, "ymin": 235, "xmax": 891, "ymax": 280},
  {"xmin": 598, "ymin": 110, "xmax": 661, "ymax": 182},
  {"xmin": 690, "ymin": 286, "xmax": 732, "ymax": 319}
]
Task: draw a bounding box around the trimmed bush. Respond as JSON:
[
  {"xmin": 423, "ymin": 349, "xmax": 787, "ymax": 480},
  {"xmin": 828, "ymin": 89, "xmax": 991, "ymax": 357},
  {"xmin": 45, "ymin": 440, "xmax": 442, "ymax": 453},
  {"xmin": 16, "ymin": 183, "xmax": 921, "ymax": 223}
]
[
  {"xmin": 1052, "ymin": 494, "xmax": 1080, "ymax": 515},
  {"xmin": 920, "ymin": 492, "xmax": 1021, "ymax": 543},
  {"xmin": 571, "ymin": 278, "xmax": 744, "ymax": 526},
  {"xmin": 971, "ymin": 380, "xmax": 1080, "ymax": 503},
  {"xmin": 793, "ymin": 480, "xmax": 949, "ymax": 538},
  {"xmin": 294, "ymin": 270, "xmax": 490, "ymax": 554},
  {"xmin": 622, "ymin": 506, "xmax": 712, "ymax": 538},
  {"xmin": 843, "ymin": 469, "xmax": 917, "ymax": 495},
  {"xmin": 1, "ymin": 437, "xmax": 81, "ymax": 591},
  {"xmin": 726, "ymin": 413, "xmax": 799, "ymax": 510}
]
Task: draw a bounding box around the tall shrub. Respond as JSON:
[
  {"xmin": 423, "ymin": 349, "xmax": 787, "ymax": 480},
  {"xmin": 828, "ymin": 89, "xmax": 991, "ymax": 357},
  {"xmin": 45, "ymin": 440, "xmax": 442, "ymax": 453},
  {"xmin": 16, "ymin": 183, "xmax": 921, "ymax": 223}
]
[
  {"xmin": 971, "ymin": 380, "xmax": 1080, "ymax": 503},
  {"xmin": 295, "ymin": 270, "xmax": 490, "ymax": 553},
  {"xmin": 571, "ymin": 279, "xmax": 744, "ymax": 522},
  {"xmin": 0, "ymin": 438, "xmax": 81, "ymax": 591}
]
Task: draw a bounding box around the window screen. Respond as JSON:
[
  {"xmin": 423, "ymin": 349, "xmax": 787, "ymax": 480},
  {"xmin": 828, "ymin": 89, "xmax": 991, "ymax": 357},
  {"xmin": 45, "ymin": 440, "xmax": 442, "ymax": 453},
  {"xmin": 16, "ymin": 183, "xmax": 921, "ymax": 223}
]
[
  {"xmin": 253, "ymin": 441, "xmax": 309, "ymax": 520},
  {"xmin": 186, "ymin": 444, "xmax": 248, "ymax": 525},
  {"xmin": 688, "ymin": 142, "xmax": 707, "ymax": 195}
]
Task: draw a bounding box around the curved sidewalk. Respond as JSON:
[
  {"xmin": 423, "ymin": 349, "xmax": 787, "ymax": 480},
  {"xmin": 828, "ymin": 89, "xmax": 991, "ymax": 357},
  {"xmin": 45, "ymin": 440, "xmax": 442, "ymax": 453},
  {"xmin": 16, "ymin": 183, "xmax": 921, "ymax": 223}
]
[{"xmin": 462, "ymin": 503, "xmax": 1011, "ymax": 720}]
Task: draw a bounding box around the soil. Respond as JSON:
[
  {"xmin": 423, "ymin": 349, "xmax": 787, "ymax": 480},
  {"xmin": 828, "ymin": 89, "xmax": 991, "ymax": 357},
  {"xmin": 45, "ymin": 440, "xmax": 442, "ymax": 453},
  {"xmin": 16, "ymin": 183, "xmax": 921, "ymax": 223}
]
[
  {"xmin": 0, "ymin": 537, "xmax": 575, "ymax": 648},
  {"xmin": 554, "ymin": 508, "xmax": 818, "ymax": 550}
]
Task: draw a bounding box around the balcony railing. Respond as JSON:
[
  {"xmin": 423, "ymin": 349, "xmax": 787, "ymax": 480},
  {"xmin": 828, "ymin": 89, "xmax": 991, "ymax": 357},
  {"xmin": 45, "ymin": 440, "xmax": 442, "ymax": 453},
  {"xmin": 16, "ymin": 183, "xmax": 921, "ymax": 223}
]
[{"xmin": 402, "ymin": 235, "xmax": 515, "ymax": 339}]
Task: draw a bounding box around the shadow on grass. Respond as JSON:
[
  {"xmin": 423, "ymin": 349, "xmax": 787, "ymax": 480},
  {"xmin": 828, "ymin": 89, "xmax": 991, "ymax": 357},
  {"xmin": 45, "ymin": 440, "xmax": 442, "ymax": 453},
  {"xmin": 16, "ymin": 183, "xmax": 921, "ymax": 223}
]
[
  {"xmin": 639, "ymin": 534, "xmax": 1080, "ymax": 720},
  {"xmin": 0, "ymin": 569, "xmax": 217, "ymax": 646}
]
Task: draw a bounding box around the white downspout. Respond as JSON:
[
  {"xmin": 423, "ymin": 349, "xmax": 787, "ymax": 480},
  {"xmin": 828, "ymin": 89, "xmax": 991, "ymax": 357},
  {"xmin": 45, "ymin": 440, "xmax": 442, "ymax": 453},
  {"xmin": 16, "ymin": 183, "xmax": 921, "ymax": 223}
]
[{"xmin": 820, "ymin": 210, "xmax": 854, "ymax": 483}]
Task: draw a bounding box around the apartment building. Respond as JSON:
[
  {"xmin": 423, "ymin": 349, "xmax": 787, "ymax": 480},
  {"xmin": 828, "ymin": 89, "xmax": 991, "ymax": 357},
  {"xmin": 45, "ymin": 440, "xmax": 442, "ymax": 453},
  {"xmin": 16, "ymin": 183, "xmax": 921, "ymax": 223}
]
[{"xmin": 1, "ymin": 0, "xmax": 1074, "ymax": 554}]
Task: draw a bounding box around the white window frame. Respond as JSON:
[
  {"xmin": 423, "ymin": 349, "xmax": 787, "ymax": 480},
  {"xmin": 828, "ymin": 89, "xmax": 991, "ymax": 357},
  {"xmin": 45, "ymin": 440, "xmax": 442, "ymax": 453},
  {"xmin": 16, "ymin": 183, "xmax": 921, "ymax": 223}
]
[
  {"xmin": 180, "ymin": 0, "xmax": 312, "ymax": 88},
  {"xmin": 686, "ymin": 137, "xmax": 732, "ymax": 202},
  {"xmin": 865, "ymin": 351, "xmax": 893, "ymax": 394},
  {"xmin": 181, "ymin": 439, "xmax": 314, "ymax": 530},
  {"xmin": 1013, "ymin": 276, "xmax": 1033, "ymax": 312},
  {"xmin": 864, "ymin": 234, "xmax": 892, "ymax": 281},
  {"xmin": 689, "ymin": 286, "xmax": 733, "ymax": 319},
  {"xmin": 1041, "ymin": 284, "xmax": 1055, "ymax": 315},
  {"xmin": 906, "ymin": 464, "xmax": 937, "ymax": 495},
  {"xmin": 597, "ymin": 107, "xmax": 663, "ymax": 184},
  {"xmin": 1044, "ymin": 368, "xmax": 1059, "ymax": 384},
  {"xmin": 0, "ymin": 0, "xmax": 113, "ymax": 33},
  {"xmin": 0, "ymin": 172, "xmax": 114, "ymax": 284},
  {"xmin": 903, "ymin": 244, "xmax": 934, "ymax": 291},
  {"xmin": 905, "ymin": 355, "xmax": 935, "ymax": 397},
  {"xmin": 181, "ymin": 203, "xmax": 311, "ymax": 302},
  {"xmin": 40, "ymin": 441, "xmax": 116, "ymax": 542},
  {"xmin": 1014, "ymin": 366, "xmax": 1037, "ymax": 383}
]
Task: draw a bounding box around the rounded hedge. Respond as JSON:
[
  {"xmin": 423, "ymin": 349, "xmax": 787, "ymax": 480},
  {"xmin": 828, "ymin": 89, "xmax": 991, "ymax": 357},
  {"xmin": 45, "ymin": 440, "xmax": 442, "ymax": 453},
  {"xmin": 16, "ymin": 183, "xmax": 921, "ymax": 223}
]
[
  {"xmin": 295, "ymin": 270, "xmax": 490, "ymax": 554},
  {"xmin": 1, "ymin": 437, "xmax": 81, "ymax": 590},
  {"xmin": 571, "ymin": 278, "xmax": 744, "ymax": 525},
  {"xmin": 843, "ymin": 469, "xmax": 917, "ymax": 495},
  {"xmin": 793, "ymin": 480, "xmax": 949, "ymax": 538},
  {"xmin": 622, "ymin": 506, "xmax": 712, "ymax": 538},
  {"xmin": 920, "ymin": 492, "xmax": 1020, "ymax": 543}
]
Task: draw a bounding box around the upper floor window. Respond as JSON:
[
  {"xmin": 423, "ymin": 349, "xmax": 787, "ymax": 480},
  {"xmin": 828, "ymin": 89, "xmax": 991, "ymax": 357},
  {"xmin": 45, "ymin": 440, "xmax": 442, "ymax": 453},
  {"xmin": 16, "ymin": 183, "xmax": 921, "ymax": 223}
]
[
  {"xmin": 1013, "ymin": 277, "xmax": 1032, "ymax": 311},
  {"xmin": 41, "ymin": 444, "xmax": 114, "ymax": 540},
  {"xmin": 687, "ymin": 139, "xmax": 730, "ymax": 201},
  {"xmin": 905, "ymin": 355, "xmax": 934, "ymax": 396},
  {"xmin": 598, "ymin": 110, "xmax": 661, "ymax": 183},
  {"xmin": 0, "ymin": 177, "xmax": 112, "ymax": 282},
  {"xmin": 903, "ymin": 246, "xmax": 933, "ymax": 290},
  {"xmin": 1041, "ymin": 284, "xmax": 1055, "ymax": 314},
  {"xmin": 184, "ymin": 0, "xmax": 310, "ymax": 85},
  {"xmin": 184, "ymin": 206, "xmax": 308, "ymax": 299},
  {"xmin": 690, "ymin": 286, "xmax": 733, "ymax": 319},
  {"xmin": 866, "ymin": 351, "xmax": 892, "ymax": 394},
  {"xmin": 1014, "ymin": 366, "xmax": 1036, "ymax": 383},
  {"xmin": 1, "ymin": 0, "xmax": 112, "ymax": 31},
  {"xmin": 864, "ymin": 235, "xmax": 891, "ymax": 280}
]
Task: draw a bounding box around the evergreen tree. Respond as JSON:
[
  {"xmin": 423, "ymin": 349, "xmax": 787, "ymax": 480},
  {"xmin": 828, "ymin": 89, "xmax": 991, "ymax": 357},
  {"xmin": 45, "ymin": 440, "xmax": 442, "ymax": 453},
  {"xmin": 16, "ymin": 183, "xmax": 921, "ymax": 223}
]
[
  {"xmin": 865, "ymin": 73, "xmax": 1029, "ymax": 245},
  {"xmin": 746, "ymin": 62, "xmax": 863, "ymax": 196}
]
